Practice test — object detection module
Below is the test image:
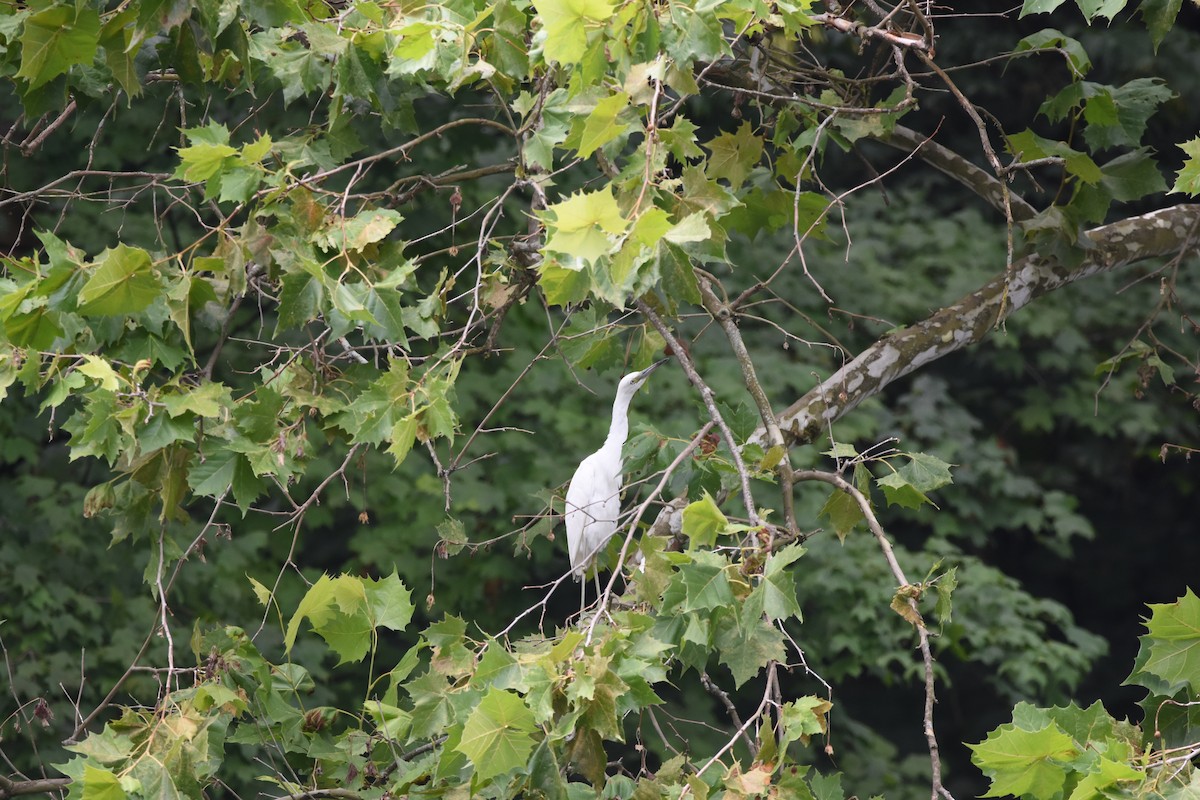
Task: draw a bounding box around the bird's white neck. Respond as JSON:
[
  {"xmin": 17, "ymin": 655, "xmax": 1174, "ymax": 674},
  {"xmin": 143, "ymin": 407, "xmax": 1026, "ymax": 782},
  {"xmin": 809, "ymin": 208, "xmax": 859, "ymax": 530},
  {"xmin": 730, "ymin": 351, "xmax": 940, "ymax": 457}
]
[{"xmin": 602, "ymin": 385, "xmax": 636, "ymax": 453}]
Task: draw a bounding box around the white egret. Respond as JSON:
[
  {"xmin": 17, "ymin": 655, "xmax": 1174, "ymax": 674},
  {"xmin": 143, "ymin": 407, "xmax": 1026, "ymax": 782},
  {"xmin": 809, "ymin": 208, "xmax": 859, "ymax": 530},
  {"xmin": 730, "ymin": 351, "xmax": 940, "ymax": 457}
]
[{"xmin": 565, "ymin": 358, "xmax": 668, "ymax": 603}]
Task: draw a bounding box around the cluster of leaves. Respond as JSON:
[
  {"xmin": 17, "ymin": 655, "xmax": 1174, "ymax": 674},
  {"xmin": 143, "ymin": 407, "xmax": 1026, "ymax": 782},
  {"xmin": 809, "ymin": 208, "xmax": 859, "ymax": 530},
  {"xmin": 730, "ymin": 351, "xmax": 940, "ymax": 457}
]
[
  {"xmin": 971, "ymin": 590, "xmax": 1200, "ymax": 800},
  {"xmin": 57, "ymin": 550, "xmax": 832, "ymax": 798}
]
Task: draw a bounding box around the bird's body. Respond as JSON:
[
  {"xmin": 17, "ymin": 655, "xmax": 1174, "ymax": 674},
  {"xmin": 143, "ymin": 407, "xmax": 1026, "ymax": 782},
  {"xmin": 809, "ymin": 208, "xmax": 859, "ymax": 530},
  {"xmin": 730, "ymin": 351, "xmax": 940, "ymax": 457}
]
[{"xmin": 565, "ymin": 359, "xmax": 666, "ymax": 582}]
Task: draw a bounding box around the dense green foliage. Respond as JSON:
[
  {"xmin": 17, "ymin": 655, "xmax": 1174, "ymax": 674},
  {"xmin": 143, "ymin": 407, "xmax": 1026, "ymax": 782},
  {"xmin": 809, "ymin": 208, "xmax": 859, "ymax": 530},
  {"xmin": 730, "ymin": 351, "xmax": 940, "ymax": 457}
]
[{"xmin": 1, "ymin": 0, "xmax": 1199, "ymax": 798}]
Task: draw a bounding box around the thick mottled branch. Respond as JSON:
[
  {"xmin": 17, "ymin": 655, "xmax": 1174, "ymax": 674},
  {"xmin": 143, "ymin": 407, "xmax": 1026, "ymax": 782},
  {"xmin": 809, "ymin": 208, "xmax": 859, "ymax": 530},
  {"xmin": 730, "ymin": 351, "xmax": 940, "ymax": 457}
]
[
  {"xmin": 879, "ymin": 125, "xmax": 1037, "ymax": 222},
  {"xmin": 760, "ymin": 203, "xmax": 1200, "ymax": 446}
]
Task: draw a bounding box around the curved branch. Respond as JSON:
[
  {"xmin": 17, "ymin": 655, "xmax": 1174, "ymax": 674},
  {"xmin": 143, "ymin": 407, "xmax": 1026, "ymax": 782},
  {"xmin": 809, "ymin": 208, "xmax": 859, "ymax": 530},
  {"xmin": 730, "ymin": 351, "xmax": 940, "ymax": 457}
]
[
  {"xmin": 758, "ymin": 203, "xmax": 1200, "ymax": 446},
  {"xmin": 878, "ymin": 125, "xmax": 1038, "ymax": 222}
]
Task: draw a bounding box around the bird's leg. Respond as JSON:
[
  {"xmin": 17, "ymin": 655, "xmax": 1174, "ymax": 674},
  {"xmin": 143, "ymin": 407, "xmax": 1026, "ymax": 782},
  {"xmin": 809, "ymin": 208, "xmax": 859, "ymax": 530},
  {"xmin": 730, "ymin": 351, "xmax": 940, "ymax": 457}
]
[
  {"xmin": 579, "ymin": 573, "xmax": 587, "ymax": 617},
  {"xmin": 593, "ymin": 570, "xmax": 603, "ymax": 608}
]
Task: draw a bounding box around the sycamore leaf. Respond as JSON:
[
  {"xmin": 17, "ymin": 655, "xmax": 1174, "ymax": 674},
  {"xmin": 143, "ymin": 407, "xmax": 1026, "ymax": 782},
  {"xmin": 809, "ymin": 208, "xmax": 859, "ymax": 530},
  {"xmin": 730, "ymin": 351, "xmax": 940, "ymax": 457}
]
[
  {"xmin": 78, "ymin": 245, "xmax": 162, "ymax": 316},
  {"xmin": 577, "ymin": 91, "xmax": 631, "ymax": 158},
  {"xmin": 537, "ymin": 0, "xmax": 614, "ymax": 65},
  {"xmin": 16, "ymin": 4, "xmax": 101, "ymax": 90},
  {"xmin": 81, "ymin": 764, "xmax": 125, "ymax": 800},
  {"xmin": 316, "ymin": 208, "xmax": 403, "ymax": 252},
  {"xmin": 176, "ymin": 142, "xmax": 238, "ymax": 182},
  {"xmin": 187, "ymin": 448, "xmax": 262, "ymax": 511},
  {"xmin": 716, "ymin": 609, "xmax": 785, "ymax": 687},
  {"xmin": 681, "ymin": 491, "xmax": 727, "ymax": 549},
  {"xmin": 756, "ymin": 543, "xmax": 805, "ymax": 621},
  {"xmin": 679, "ymin": 551, "xmax": 735, "ymax": 612},
  {"xmin": 538, "ymin": 259, "xmax": 591, "ymax": 306},
  {"xmin": 1140, "ymin": 0, "xmax": 1182, "ymax": 52},
  {"xmin": 969, "ymin": 723, "xmax": 1078, "ymax": 800},
  {"xmin": 542, "ymin": 187, "xmax": 629, "ymax": 264},
  {"xmin": 1006, "ymin": 129, "xmax": 1102, "ymax": 184},
  {"xmin": 364, "ymin": 570, "xmax": 414, "ymax": 632},
  {"xmin": 1143, "ymin": 589, "xmax": 1200, "ymax": 693},
  {"xmin": 456, "ymin": 688, "xmax": 537, "ymax": 781},
  {"xmin": 1170, "ymin": 137, "xmax": 1200, "ymax": 197},
  {"xmin": 934, "ymin": 566, "xmax": 958, "ymax": 626},
  {"xmin": 780, "ymin": 695, "xmax": 832, "ymax": 753},
  {"xmin": 703, "ymin": 123, "xmax": 763, "ymax": 189}
]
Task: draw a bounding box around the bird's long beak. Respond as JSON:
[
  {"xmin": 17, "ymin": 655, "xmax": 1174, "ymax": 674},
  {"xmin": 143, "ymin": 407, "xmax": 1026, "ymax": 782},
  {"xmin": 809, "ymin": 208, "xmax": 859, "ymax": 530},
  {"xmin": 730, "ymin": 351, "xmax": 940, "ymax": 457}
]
[{"xmin": 642, "ymin": 357, "xmax": 669, "ymax": 377}]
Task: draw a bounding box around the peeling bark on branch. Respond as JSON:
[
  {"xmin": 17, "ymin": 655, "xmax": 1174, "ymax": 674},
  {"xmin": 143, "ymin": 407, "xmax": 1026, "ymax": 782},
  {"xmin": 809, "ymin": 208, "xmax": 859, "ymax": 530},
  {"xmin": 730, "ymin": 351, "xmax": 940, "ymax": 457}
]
[{"xmin": 758, "ymin": 204, "xmax": 1200, "ymax": 447}]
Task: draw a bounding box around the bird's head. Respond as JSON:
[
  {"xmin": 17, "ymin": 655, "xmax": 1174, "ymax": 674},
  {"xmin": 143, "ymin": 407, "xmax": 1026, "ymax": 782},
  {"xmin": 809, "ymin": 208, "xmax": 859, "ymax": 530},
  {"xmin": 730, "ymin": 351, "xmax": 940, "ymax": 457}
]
[{"xmin": 617, "ymin": 357, "xmax": 669, "ymax": 396}]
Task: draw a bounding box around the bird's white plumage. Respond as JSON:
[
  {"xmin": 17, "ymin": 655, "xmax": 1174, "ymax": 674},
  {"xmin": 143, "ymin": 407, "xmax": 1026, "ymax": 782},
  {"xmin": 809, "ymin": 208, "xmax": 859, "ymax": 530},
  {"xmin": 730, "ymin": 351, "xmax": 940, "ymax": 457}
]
[
  {"xmin": 565, "ymin": 450, "xmax": 622, "ymax": 577},
  {"xmin": 564, "ymin": 360, "xmax": 666, "ymax": 580}
]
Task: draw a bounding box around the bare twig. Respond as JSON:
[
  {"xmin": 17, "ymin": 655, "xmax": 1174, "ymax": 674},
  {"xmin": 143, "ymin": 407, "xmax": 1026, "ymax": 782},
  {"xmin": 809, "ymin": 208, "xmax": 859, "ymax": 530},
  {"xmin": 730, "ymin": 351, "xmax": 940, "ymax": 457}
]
[
  {"xmin": 698, "ymin": 277, "xmax": 797, "ymax": 538},
  {"xmin": 635, "ymin": 301, "xmax": 761, "ymax": 527},
  {"xmin": 792, "ymin": 469, "xmax": 953, "ymax": 800}
]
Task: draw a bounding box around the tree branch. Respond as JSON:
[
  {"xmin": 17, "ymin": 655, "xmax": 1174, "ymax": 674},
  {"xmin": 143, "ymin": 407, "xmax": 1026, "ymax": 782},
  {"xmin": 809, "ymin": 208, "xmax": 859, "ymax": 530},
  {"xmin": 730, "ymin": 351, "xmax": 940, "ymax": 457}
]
[
  {"xmin": 878, "ymin": 125, "xmax": 1038, "ymax": 222},
  {"xmin": 0, "ymin": 774, "xmax": 71, "ymax": 799},
  {"xmin": 757, "ymin": 203, "xmax": 1200, "ymax": 446}
]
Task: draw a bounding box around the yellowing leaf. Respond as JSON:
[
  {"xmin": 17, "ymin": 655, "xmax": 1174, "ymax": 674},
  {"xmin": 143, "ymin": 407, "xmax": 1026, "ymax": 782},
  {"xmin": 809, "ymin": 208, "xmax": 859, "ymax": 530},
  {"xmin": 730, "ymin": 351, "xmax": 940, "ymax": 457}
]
[
  {"xmin": 77, "ymin": 356, "xmax": 120, "ymax": 391},
  {"xmin": 316, "ymin": 208, "xmax": 403, "ymax": 252},
  {"xmin": 176, "ymin": 142, "xmax": 238, "ymax": 182},
  {"xmin": 542, "ymin": 187, "xmax": 629, "ymax": 263},
  {"xmin": 1170, "ymin": 137, "xmax": 1200, "ymax": 196}
]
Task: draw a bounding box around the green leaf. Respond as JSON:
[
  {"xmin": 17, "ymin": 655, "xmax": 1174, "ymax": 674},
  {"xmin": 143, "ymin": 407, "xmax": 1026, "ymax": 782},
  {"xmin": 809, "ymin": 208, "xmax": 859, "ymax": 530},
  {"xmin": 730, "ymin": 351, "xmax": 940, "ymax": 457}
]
[
  {"xmin": 364, "ymin": 570, "xmax": 414, "ymax": 632},
  {"xmin": 16, "ymin": 3, "xmax": 101, "ymax": 90},
  {"xmin": 387, "ymin": 415, "xmax": 419, "ymax": 466},
  {"xmin": 716, "ymin": 609, "xmax": 786, "ymax": 687},
  {"xmin": 1139, "ymin": 0, "xmax": 1182, "ymax": 52},
  {"xmin": 779, "ymin": 696, "xmax": 832, "ymax": 755},
  {"xmin": 82, "ymin": 764, "xmax": 127, "ymax": 800},
  {"xmin": 969, "ymin": 723, "xmax": 1078, "ymax": 800},
  {"xmin": 934, "ymin": 566, "xmax": 958, "ymax": 626},
  {"xmin": 542, "ymin": 187, "xmax": 629, "ymax": 264},
  {"xmin": 1142, "ymin": 589, "xmax": 1200, "ymax": 693},
  {"xmin": 187, "ymin": 448, "xmax": 262, "ymax": 511},
  {"xmin": 365, "ymin": 701, "xmax": 412, "ymax": 740},
  {"xmin": 1007, "ymin": 129, "xmax": 1102, "ymax": 184},
  {"xmin": 537, "ymin": 0, "xmax": 614, "ymax": 65},
  {"xmin": 455, "ymin": 688, "xmax": 537, "ymax": 782},
  {"xmin": 1170, "ymin": 137, "xmax": 1200, "ymax": 197},
  {"xmin": 1075, "ymin": 0, "xmax": 1127, "ymax": 22},
  {"xmin": 1081, "ymin": 79, "xmax": 1174, "ymax": 151},
  {"xmin": 576, "ymin": 91, "xmax": 631, "ymax": 159},
  {"xmin": 78, "ymin": 245, "xmax": 162, "ymax": 316},
  {"xmin": 681, "ymin": 491, "xmax": 728, "ymax": 549},
  {"xmin": 285, "ymin": 573, "xmax": 372, "ymax": 662},
  {"xmin": 755, "ymin": 543, "xmax": 805, "ymax": 622},
  {"xmin": 877, "ymin": 452, "xmax": 953, "ymax": 509},
  {"xmin": 1019, "ymin": 0, "xmax": 1068, "ymax": 13},
  {"xmin": 703, "ymin": 123, "xmax": 764, "ymax": 189},
  {"xmin": 1013, "ymin": 29, "xmax": 1091, "ymax": 75},
  {"xmin": 162, "ymin": 382, "xmax": 232, "ymax": 418},
  {"xmin": 176, "ymin": 142, "xmax": 238, "ymax": 183},
  {"xmin": 679, "ymin": 551, "xmax": 735, "ymax": 612}
]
